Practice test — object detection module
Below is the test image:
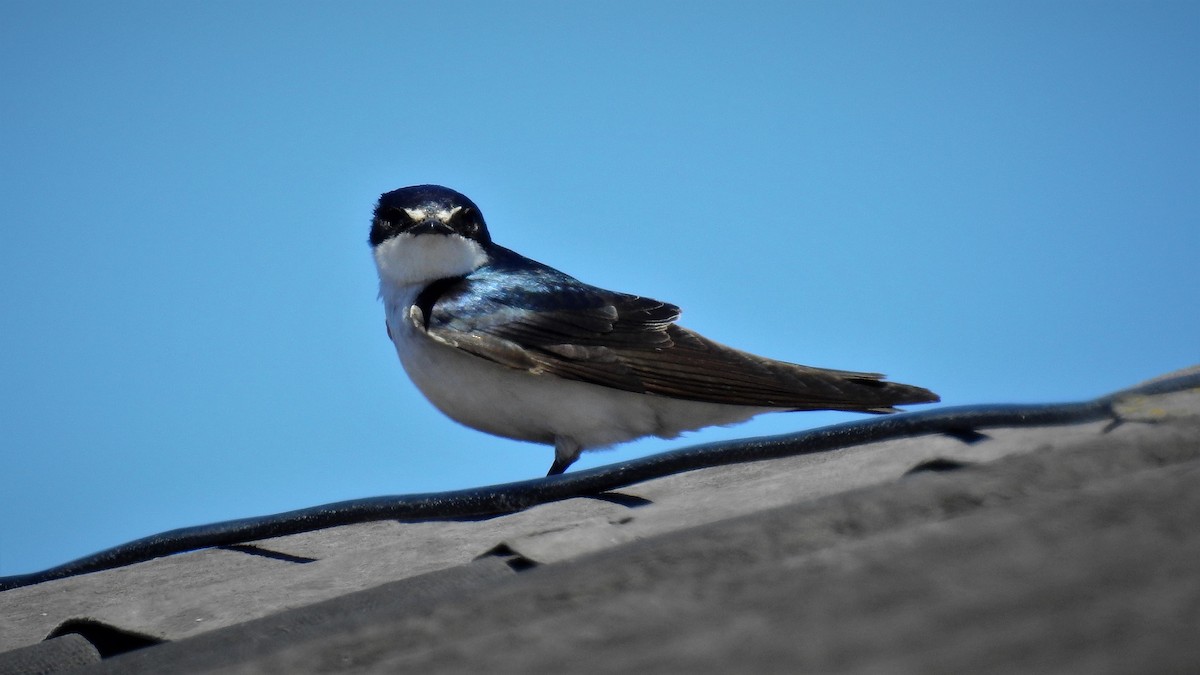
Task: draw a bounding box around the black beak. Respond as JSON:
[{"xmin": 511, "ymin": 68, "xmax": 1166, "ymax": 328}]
[{"xmin": 406, "ymin": 220, "xmax": 455, "ymax": 236}]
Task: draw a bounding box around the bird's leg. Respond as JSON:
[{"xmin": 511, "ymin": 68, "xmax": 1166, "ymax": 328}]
[{"xmin": 547, "ymin": 437, "xmax": 583, "ymax": 476}]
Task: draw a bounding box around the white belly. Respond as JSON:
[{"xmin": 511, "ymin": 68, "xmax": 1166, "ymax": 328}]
[{"xmin": 382, "ymin": 285, "xmax": 773, "ymax": 452}]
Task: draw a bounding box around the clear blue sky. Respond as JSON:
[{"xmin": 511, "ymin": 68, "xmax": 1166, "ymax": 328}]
[{"xmin": 2, "ymin": 2, "xmax": 1196, "ymax": 576}]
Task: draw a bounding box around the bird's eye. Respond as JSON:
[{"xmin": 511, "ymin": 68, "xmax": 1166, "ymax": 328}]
[
  {"xmin": 454, "ymin": 207, "xmax": 477, "ymax": 232},
  {"xmin": 377, "ymin": 208, "xmax": 417, "ymax": 230}
]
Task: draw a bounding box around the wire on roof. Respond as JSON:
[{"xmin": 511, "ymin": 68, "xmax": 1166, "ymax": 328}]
[{"xmin": 2, "ymin": 370, "xmax": 1196, "ymax": 593}]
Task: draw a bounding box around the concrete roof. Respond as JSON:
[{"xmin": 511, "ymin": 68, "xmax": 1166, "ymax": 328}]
[{"xmin": 2, "ymin": 366, "xmax": 1199, "ymax": 673}]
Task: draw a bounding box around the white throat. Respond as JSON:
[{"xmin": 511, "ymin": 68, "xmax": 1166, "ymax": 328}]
[{"xmin": 373, "ymin": 233, "xmax": 488, "ymax": 287}]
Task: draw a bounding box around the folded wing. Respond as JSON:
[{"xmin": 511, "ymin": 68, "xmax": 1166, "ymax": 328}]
[{"xmin": 412, "ymin": 248, "xmax": 938, "ymax": 412}]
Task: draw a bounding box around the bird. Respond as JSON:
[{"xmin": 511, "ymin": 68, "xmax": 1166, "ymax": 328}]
[{"xmin": 369, "ymin": 184, "xmax": 939, "ymax": 475}]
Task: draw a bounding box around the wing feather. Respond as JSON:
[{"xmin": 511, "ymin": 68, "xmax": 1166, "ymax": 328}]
[{"xmin": 418, "ymin": 246, "xmax": 937, "ymax": 412}]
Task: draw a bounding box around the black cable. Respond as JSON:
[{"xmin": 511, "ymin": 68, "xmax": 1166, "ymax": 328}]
[{"xmin": 2, "ymin": 370, "xmax": 1196, "ymax": 592}]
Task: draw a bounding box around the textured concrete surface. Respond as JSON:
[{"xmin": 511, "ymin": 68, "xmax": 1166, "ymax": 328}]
[{"xmin": 0, "ymin": 416, "xmax": 1128, "ymax": 648}]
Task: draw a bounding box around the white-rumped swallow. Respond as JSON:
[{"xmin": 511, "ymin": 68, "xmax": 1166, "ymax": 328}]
[{"xmin": 370, "ymin": 185, "xmax": 938, "ymax": 475}]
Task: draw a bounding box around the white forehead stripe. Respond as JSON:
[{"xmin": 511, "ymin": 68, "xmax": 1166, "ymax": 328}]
[{"xmin": 402, "ymin": 205, "xmax": 464, "ymax": 223}]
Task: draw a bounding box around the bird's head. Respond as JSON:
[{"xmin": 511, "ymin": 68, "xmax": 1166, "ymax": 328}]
[{"xmin": 370, "ymin": 185, "xmax": 491, "ymax": 287}]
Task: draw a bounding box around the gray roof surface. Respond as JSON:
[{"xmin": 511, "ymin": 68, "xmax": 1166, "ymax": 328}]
[{"xmin": 2, "ymin": 367, "xmax": 1199, "ymax": 673}]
